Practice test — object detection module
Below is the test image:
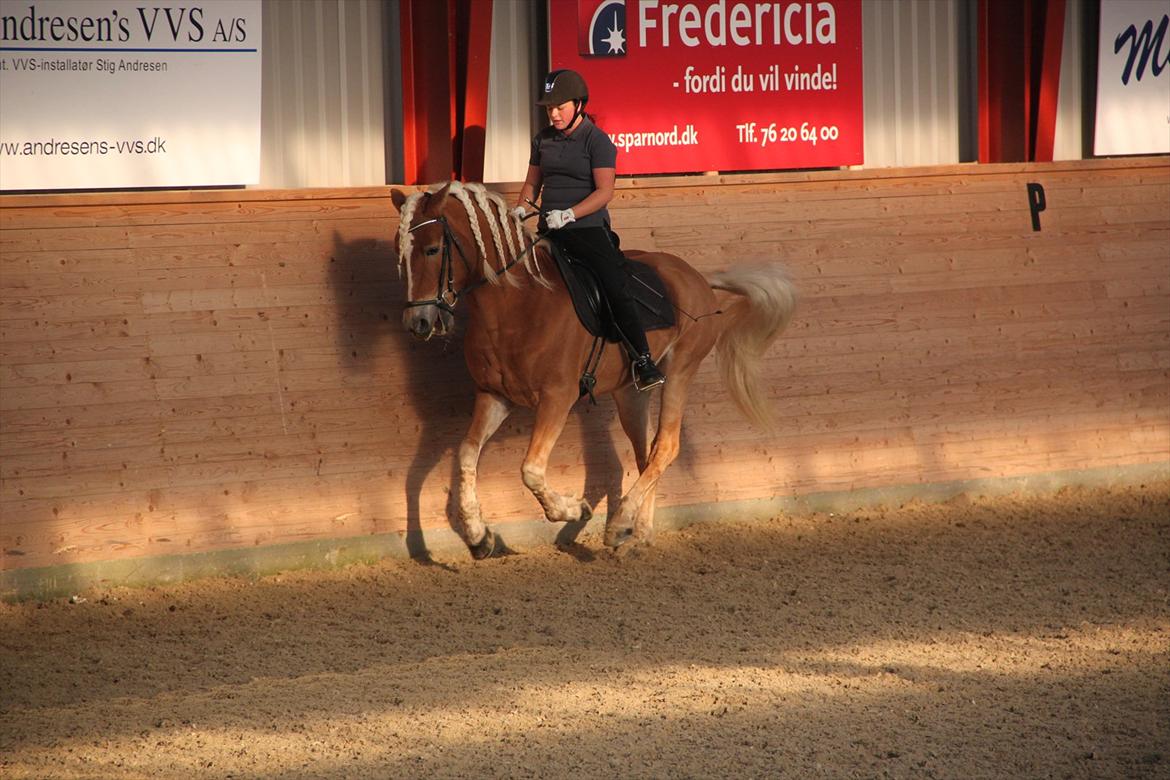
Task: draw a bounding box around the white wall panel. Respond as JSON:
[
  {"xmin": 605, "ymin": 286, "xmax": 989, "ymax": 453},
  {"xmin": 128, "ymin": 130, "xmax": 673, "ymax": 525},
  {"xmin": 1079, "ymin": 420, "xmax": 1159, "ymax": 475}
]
[
  {"xmin": 484, "ymin": 0, "xmax": 541, "ymax": 184},
  {"xmin": 863, "ymin": 0, "xmax": 964, "ymax": 168},
  {"xmin": 260, "ymin": 0, "xmax": 387, "ymax": 188},
  {"xmin": 1053, "ymin": 0, "xmax": 1086, "ymax": 161}
]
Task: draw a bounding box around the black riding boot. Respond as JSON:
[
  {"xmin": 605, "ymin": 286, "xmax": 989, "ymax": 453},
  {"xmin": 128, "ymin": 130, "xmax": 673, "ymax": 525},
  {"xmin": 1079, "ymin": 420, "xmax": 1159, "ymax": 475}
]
[
  {"xmin": 609, "ymin": 281, "xmax": 665, "ymax": 391},
  {"xmin": 631, "ymin": 352, "xmax": 666, "ymax": 391}
]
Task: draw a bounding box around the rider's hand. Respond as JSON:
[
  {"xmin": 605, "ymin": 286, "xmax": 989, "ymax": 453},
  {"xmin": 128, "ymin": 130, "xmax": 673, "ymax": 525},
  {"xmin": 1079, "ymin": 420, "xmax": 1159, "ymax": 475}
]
[
  {"xmin": 545, "ymin": 208, "xmax": 576, "ymax": 230},
  {"xmin": 509, "ymin": 205, "xmax": 527, "ymax": 221}
]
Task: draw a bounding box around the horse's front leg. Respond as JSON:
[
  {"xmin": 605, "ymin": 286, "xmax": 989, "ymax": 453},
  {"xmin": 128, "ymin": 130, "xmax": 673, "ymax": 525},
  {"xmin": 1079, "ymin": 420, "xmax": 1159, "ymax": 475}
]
[
  {"xmin": 459, "ymin": 391, "xmax": 512, "ymax": 559},
  {"xmin": 521, "ymin": 391, "xmax": 593, "ymax": 525}
]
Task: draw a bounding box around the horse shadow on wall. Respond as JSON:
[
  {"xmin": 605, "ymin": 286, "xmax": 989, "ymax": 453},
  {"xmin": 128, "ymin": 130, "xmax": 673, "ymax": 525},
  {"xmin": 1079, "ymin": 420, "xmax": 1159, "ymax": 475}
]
[
  {"xmin": 325, "ymin": 229, "xmax": 460, "ymax": 562},
  {"xmin": 326, "ymin": 229, "xmax": 629, "ymax": 561}
]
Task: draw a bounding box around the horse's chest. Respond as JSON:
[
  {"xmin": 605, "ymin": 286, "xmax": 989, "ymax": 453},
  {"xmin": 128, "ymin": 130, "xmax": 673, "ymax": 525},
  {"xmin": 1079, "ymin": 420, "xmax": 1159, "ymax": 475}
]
[{"xmin": 464, "ymin": 336, "xmax": 538, "ymax": 406}]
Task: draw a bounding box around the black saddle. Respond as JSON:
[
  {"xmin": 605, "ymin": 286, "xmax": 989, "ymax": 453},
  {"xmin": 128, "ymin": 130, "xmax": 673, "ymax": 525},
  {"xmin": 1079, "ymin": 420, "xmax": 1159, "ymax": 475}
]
[{"xmin": 544, "ymin": 241, "xmax": 675, "ymax": 343}]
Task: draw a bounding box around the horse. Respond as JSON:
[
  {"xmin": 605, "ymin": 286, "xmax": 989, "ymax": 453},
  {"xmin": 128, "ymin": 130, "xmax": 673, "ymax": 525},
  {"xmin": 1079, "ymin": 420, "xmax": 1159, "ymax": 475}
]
[{"xmin": 389, "ymin": 181, "xmax": 796, "ymax": 557}]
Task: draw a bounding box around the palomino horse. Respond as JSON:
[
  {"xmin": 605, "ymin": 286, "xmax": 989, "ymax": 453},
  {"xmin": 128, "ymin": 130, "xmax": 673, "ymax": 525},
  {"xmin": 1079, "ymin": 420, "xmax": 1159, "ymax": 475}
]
[{"xmin": 390, "ymin": 181, "xmax": 796, "ymax": 557}]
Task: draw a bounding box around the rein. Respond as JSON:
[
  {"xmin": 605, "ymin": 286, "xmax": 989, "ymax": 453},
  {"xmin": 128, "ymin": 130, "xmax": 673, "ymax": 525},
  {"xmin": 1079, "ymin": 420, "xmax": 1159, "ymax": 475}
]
[{"xmin": 404, "ymin": 215, "xmax": 536, "ymax": 313}]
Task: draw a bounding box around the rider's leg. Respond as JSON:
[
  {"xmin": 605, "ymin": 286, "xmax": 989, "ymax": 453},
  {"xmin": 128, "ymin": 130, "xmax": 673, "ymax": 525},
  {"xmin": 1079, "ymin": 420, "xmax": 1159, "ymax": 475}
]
[{"xmin": 552, "ymin": 227, "xmax": 665, "ymax": 390}]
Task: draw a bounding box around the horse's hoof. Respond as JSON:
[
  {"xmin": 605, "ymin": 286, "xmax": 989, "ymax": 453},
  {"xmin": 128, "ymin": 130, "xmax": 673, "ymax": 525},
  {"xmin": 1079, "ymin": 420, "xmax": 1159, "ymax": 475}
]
[
  {"xmin": 469, "ymin": 527, "xmax": 497, "ymax": 560},
  {"xmin": 612, "ymin": 538, "xmax": 649, "ymax": 559},
  {"xmin": 604, "ymin": 525, "xmax": 634, "ymax": 549},
  {"xmin": 578, "ymin": 500, "xmax": 593, "ymax": 523},
  {"xmin": 604, "ymin": 533, "xmax": 650, "ymax": 560}
]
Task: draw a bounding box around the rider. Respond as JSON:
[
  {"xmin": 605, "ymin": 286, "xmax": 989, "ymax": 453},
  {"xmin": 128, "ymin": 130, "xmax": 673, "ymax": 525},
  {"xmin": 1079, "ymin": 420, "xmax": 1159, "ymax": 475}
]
[{"xmin": 512, "ymin": 69, "xmax": 666, "ymax": 391}]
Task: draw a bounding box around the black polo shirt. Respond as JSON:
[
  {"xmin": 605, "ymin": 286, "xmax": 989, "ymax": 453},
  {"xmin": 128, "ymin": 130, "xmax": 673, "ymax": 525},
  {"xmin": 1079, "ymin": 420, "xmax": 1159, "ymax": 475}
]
[{"xmin": 529, "ymin": 116, "xmax": 617, "ymax": 230}]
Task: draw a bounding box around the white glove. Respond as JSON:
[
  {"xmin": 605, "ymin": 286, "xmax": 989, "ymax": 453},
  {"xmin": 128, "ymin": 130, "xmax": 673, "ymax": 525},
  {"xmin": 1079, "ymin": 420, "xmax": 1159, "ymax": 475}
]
[
  {"xmin": 509, "ymin": 205, "xmax": 527, "ymax": 220},
  {"xmin": 545, "ymin": 208, "xmax": 576, "ymax": 230}
]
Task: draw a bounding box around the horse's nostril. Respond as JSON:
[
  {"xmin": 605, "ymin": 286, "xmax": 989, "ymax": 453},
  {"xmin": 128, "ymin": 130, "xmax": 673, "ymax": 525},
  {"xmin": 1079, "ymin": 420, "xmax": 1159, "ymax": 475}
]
[{"xmin": 414, "ymin": 319, "xmax": 432, "ymax": 336}]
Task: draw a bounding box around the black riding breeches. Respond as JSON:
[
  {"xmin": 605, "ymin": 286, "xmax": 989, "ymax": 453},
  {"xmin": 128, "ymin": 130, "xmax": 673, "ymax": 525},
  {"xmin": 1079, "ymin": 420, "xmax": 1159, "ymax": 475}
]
[{"xmin": 550, "ymin": 225, "xmax": 650, "ymax": 356}]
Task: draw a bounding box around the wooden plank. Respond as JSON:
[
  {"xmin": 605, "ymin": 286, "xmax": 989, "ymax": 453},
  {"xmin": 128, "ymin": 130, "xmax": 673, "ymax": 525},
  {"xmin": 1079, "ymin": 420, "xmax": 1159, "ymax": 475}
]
[
  {"xmin": 6, "ymin": 417, "xmax": 1167, "ymax": 571},
  {"xmin": 2, "ymin": 309, "xmax": 1163, "ymax": 412},
  {"xmin": 0, "ymin": 237, "xmax": 393, "ymax": 274},
  {"xmin": 0, "ymin": 197, "xmax": 394, "ymax": 230},
  {"xmin": 632, "ymin": 220, "xmax": 1166, "ymax": 259},
  {"xmin": 0, "ymin": 216, "xmax": 394, "ymax": 253},
  {"xmin": 8, "ymin": 373, "xmax": 1162, "ymax": 496},
  {"xmin": 0, "ymin": 185, "xmax": 395, "ymax": 209},
  {"xmin": 0, "ymin": 302, "xmax": 396, "ymax": 344},
  {"xmin": 0, "ymin": 282, "xmax": 394, "ymax": 322},
  {"xmin": 7, "ymin": 400, "xmax": 1163, "ymax": 537},
  {"xmin": 6, "ymin": 352, "xmax": 1164, "ymax": 498},
  {"xmin": 2, "ymin": 261, "xmax": 351, "ymax": 298},
  {"xmin": 6, "ymin": 409, "xmax": 1160, "ymax": 549},
  {"xmin": 612, "ymin": 181, "xmax": 1170, "ymax": 227},
  {"xmin": 6, "ymin": 275, "xmax": 1155, "ymax": 376},
  {"xmin": 607, "ymin": 166, "xmax": 1170, "ymax": 208},
  {"xmin": 0, "ymin": 375, "xmax": 468, "ymax": 434}
]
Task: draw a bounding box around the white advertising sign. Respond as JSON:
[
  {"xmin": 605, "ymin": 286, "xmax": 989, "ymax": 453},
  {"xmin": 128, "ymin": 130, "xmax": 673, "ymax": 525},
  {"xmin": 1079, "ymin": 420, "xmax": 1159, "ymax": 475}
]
[
  {"xmin": 1094, "ymin": 0, "xmax": 1170, "ymax": 156},
  {"xmin": 0, "ymin": 0, "xmax": 261, "ymax": 190}
]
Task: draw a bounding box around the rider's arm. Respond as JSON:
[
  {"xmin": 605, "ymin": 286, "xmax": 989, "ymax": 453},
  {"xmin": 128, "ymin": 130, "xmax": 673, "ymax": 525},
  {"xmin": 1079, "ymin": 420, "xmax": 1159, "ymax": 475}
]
[
  {"xmin": 517, "ymin": 165, "xmax": 543, "ymax": 210},
  {"xmin": 568, "ymin": 167, "xmax": 616, "ymax": 220}
]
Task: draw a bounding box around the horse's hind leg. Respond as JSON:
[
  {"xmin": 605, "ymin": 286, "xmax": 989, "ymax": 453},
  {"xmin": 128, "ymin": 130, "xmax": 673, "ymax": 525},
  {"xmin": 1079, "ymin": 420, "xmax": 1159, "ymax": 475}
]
[
  {"xmin": 612, "ymin": 385, "xmax": 655, "ymax": 544},
  {"xmin": 459, "ymin": 391, "xmax": 512, "ymax": 558},
  {"xmin": 605, "ymin": 365, "xmax": 695, "ymax": 548},
  {"xmin": 522, "ymin": 391, "xmax": 593, "ymax": 525}
]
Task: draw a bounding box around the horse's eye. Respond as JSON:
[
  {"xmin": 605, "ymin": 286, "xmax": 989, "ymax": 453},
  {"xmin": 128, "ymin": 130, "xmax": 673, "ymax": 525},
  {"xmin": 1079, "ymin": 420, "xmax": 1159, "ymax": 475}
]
[{"xmin": 424, "ymin": 246, "xmax": 440, "ymax": 257}]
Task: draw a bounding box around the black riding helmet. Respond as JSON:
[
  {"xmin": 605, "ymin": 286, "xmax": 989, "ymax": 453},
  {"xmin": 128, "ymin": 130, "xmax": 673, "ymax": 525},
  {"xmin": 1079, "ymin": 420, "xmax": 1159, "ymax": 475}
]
[
  {"xmin": 536, "ymin": 69, "xmax": 589, "ymax": 106},
  {"xmin": 538, "ymin": 69, "xmax": 589, "ymax": 134}
]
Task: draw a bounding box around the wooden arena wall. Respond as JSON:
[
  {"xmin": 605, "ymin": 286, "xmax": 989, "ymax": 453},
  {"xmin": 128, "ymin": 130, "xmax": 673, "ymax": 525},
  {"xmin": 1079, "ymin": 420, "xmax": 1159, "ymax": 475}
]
[{"xmin": 2, "ymin": 158, "xmax": 1167, "ymax": 593}]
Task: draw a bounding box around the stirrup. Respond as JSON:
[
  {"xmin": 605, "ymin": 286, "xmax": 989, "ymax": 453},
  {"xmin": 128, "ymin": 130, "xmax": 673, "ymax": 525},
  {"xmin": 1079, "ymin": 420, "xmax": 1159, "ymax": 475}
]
[{"xmin": 632, "ymin": 354, "xmax": 666, "ymax": 392}]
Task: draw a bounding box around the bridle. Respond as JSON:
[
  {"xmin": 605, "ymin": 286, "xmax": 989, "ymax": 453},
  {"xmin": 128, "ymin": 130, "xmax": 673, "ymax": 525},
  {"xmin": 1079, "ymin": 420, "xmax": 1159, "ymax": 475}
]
[
  {"xmin": 403, "ymin": 212, "xmax": 535, "ymax": 314},
  {"xmin": 403, "ymin": 216, "xmax": 473, "ymax": 314}
]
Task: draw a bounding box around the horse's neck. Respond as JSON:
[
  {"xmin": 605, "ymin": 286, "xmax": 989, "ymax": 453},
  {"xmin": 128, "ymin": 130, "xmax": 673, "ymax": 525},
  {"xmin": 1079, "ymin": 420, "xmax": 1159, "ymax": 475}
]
[{"xmin": 465, "ymin": 247, "xmax": 566, "ymax": 331}]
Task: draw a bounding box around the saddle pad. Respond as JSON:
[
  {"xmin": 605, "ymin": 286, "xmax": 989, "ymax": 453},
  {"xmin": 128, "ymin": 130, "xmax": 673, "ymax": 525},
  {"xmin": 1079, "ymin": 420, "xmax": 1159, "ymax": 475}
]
[{"xmin": 546, "ymin": 242, "xmax": 675, "ymax": 342}]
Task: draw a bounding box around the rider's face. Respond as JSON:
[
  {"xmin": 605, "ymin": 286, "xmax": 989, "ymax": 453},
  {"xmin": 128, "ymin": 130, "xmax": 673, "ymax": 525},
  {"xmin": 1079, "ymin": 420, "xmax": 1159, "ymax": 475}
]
[{"xmin": 546, "ymin": 100, "xmax": 578, "ymax": 131}]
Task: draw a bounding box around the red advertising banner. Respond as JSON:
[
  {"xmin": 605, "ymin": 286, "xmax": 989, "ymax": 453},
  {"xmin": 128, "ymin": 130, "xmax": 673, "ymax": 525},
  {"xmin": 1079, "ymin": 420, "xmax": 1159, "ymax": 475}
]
[{"xmin": 549, "ymin": 0, "xmax": 864, "ymax": 174}]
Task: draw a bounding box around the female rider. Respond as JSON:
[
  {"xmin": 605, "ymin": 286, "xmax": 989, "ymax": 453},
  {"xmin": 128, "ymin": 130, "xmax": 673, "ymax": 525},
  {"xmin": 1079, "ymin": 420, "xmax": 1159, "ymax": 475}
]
[{"xmin": 512, "ymin": 69, "xmax": 666, "ymax": 391}]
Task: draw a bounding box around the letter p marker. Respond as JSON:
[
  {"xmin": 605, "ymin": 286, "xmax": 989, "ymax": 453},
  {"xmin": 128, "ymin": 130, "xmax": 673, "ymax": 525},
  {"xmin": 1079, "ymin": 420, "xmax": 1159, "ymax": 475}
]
[{"xmin": 1026, "ymin": 182, "xmax": 1046, "ymax": 232}]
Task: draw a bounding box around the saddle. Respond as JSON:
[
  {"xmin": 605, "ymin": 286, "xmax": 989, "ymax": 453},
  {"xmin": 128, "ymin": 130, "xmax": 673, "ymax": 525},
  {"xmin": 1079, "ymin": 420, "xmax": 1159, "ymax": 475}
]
[
  {"xmin": 544, "ymin": 240, "xmax": 675, "ymax": 343},
  {"xmin": 543, "ymin": 239, "xmax": 675, "ymax": 402}
]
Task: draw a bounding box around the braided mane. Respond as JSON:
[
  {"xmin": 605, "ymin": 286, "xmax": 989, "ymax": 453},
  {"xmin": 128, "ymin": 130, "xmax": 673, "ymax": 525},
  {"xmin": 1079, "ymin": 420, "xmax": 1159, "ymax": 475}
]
[{"xmin": 396, "ymin": 181, "xmax": 549, "ymax": 288}]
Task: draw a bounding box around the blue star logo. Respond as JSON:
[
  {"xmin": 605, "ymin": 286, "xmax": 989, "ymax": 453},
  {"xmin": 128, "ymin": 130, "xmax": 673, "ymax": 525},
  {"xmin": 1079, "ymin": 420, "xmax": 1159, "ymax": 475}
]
[{"xmin": 589, "ymin": 0, "xmax": 626, "ymax": 57}]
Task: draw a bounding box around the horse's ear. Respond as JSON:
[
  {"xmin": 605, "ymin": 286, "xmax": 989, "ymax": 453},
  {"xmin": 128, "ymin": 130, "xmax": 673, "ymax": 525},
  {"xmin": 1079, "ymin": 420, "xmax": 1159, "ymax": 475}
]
[
  {"xmin": 433, "ymin": 181, "xmax": 453, "ymax": 210},
  {"xmin": 390, "ymin": 188, "xmax": 407, "ymax": 213}
]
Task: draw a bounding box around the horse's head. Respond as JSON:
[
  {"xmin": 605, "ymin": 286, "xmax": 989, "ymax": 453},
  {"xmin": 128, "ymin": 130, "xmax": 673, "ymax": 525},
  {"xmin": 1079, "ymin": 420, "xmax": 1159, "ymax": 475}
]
[
  {"xmin": 391, "ymin": 181, "xmax": 543, "ymax": 341},
  {"xmin": 391, "ymin": 183, "xmax": 464, "ymax": 340}
]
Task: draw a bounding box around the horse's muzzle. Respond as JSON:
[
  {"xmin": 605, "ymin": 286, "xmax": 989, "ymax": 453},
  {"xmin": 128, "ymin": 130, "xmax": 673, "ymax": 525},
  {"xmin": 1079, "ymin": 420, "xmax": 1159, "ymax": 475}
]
[{"xmin": 403, "ymin": 306, "xmax": 451, "ymax": 340}]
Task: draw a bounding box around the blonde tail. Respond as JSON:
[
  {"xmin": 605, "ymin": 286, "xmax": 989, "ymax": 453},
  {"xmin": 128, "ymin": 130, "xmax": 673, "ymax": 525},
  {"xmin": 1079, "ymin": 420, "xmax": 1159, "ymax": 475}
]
[{"xmin": 708, "ymin": 264, "xmax": 798, "ymax": 430}]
